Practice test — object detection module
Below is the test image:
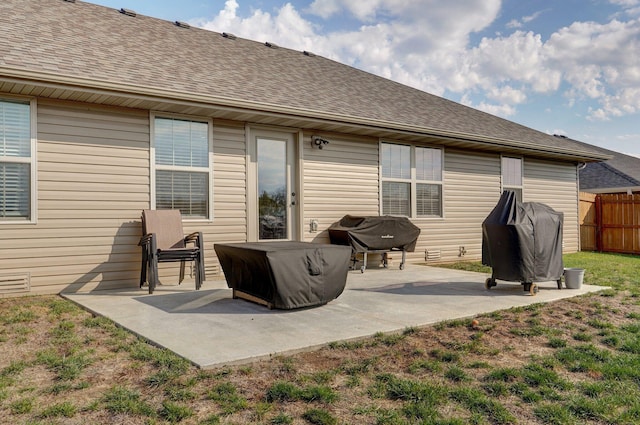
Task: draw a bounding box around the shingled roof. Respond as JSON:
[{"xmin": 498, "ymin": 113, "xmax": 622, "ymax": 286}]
[
  {"xmin": 566, "ymin": 137, "xmax": 640, "ymax": 193},
  {"xmin": 0, "ymin": 0, "xmax": 608, "ymax": 162}
]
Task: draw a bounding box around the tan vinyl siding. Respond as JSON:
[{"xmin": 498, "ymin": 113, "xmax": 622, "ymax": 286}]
[
  {"xmin": 0, "ymin": 100, "xmax": 150, "ymax": 294},
  {"xmin": 0, "ymin": 102, "xmax": 248, "ymax": 295},
  {"xmin": 524, "ymin": 158, "xmax": 579, "ymax": 252},
  {"xmin": 412, "ymin": 152, "xmax": 579, "ymax": 262},
  {"xmin": 409, "ymin": 149, "xmax": 501, "ymax": 263},
  {"xmin": 302, "ymin": 134, "xmax": 379, "ymax": 242}
]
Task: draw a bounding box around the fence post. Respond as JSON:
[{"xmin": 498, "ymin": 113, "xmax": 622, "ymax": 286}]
[{"xmin": 595, "ymin": 194, "xmax": 603, "ymax": 252}]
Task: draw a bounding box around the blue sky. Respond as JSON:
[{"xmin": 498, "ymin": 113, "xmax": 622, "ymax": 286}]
[{"xmin": 86, "ymin": 0, "xmax": 640, "ymax": 156}]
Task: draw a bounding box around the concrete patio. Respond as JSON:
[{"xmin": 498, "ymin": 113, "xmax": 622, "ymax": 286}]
[{"xmin": 62, "ymin": 265, "xmax": 605, "ymax": 369}]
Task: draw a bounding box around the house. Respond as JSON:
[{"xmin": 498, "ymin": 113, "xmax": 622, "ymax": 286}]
[
  {"xmin": 567, "ymin": 138, "xmax": 640, "ymax": 194},
  {"xmin": 0, "ymin": 0, "xmax": 607, "ymax": 296},
  {"xmin": 558, "ymin": 136, "xmax": 640, "ymax": 253}
]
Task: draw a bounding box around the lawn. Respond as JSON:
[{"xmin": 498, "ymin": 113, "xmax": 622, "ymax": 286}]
[{"xmin": 0, "ymin": 252, "xmax": 639, "ymax": 424}]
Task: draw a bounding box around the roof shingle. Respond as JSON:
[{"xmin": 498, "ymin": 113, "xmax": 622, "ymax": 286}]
[{"xmin": 572, "ymin": 139, "xmax": 640, "ymax": 191}]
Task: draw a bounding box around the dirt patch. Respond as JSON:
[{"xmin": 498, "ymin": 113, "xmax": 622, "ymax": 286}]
[{"xmin": 0, "ymin": 290, "xmax": 638, "ymax": 424}]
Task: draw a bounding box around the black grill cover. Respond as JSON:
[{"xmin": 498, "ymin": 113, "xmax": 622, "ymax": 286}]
[
  {"xmin": 482, "ymin": 191, "xmax": 564, "ymax": 282},
  {"xmin": 214, "ymin": 242, "xmax": 351, "ymax": 309},
  {"xmin": 328, "ymin": 215, "xmax": 421, "ymax": 252}
]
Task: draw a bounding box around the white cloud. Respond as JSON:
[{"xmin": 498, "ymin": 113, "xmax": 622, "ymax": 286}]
[
  {"xmin": 506, "ymin": 9, "xmax": 548, "ymax": 29},
  {"xmin": 464, "ymin": 31, "xmax": 562, "ymax": 94},
  {"xmin": 194, "ymin": 0, "xmax": 322, "ymax": 53},
  {"xmin": 545, "ymin": 19, "xmax": 640, "ymax": 119},
  {"xmin": 461, "ymin": 94, "xmax": 517, "ymax": 117},
  {"xmin": 506, "ymin": 19, "xmax": 521, "ymax": 29},
  {"xmin": 609, "ymin": 0, "xmax": 640, "ymax": 7},
  {"xmin": 486, "ymin": 85, "xmax": 527, "ymax": 104}
]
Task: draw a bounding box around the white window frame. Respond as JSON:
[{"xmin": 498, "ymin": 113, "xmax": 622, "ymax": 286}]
[
  {"xmin": 380, "ymin": 141, "xmax": 444, "ymax": 218},
  {"xmin": 501, "ymin": 155, "xmax": 523, "ymax": 200},
  {"xmin": 0, "ymin": 96, "xmax": 37, "ymax": 224},
  {"xmin": 150, "ymin": 112, "xmax": 214, "ymax": 221}
]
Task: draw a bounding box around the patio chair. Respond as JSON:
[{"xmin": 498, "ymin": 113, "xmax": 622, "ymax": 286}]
[{"xmin": 139, "ymin": 209, "xmax": 205, "ymax": 294}]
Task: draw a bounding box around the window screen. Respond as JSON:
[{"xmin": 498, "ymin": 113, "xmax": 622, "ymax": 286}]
[
  {"xmin": 381, "ymin": 143, "xmax": 443, "ymax": 217},
  {"xmin": 154, "ymin": 117, "xmax": 210, "ymax": 219},
  {"xmin": 0, "ymin": 100, "xmax": 32, "ymax": 220},
  {"xmin": 502, "ymin": 156, "xmax": 523, "ymax": 201}
]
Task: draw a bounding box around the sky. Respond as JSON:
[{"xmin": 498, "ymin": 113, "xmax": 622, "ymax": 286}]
[{"xmin": 84, "ymin": 0, "xmax": 640, "ymax": 157}]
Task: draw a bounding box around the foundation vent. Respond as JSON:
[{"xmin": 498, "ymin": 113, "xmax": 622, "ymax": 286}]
[
  {"xmin": 425, "ymin": 250, "xmax": 441, "ymax": 262},
  {"xmin": 205, "ymin": 263, "xmax": 220, "ymax": 277},
  {"xmin": 0, "ymin": 273, "xmax": 30, "ymax": 294}
]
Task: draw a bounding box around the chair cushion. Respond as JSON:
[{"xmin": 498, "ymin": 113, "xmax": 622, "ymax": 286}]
[{"xmin": 142, "ymin": 209, "xmax": 186, "ymax": 250}]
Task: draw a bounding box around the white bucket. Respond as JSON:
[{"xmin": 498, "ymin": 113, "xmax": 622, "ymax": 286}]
[{"xmin": 564, "ymin": 268, "xmax": 584, "ymax": 289}]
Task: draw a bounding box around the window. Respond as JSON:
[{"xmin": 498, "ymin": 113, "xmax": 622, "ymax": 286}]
[
  {"xmin": 152, "ymin": 115, "xmax": 212, "ymax": 219},
  {"xmin": 381, "ymin": 143, "xmax": 443, "ymax": 217},
  {"xmin": 501, "ymin": 156, "xmax": 523, "ymax": 201},
  {"xmin": 0, "ymin": 98, "xmax": 35, "ymax": 222}
]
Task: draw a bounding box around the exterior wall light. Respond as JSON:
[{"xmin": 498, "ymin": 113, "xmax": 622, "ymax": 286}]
[{"xmin": 312, "ymin": 136, "xmax": 330, "ymax": 149}]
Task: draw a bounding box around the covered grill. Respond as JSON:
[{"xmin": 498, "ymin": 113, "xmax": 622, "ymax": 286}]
[
  {"xmin": 482, "ymin": 191, "xmax": 564, "ymax": 295},
  {"xmin": 328, "ymin": 215, "xmax": 421, "ymax": 272}
]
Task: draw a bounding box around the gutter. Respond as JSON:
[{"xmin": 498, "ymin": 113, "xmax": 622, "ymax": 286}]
[
  {"xmin": 584, "ymin": 186, "xmax": 640, "ymax": 194},
  {"xmin": 0, "ymin": 67, "xmax": 610, "ymax": 162}
]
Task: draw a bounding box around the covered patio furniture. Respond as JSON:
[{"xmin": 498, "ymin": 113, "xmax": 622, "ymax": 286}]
[
  {"xmin": 139, "ymin": 209, "xmax": 205, "ymax": 294},
  {"xmin": 482, "ymin": 191, "xmax": 564, "ymax": 295},
  {"xmin": 214, "ymin": 242, "xmax": 351, "ymax": 309},
  {"xmin": 328, "ymin": 215, "xmax": 421, "ymax": 272}
]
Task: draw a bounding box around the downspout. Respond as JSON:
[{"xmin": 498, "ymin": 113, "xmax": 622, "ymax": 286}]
[{"xmin": 595, "ymin": 195, "xmax": 603, "ymax": 252}]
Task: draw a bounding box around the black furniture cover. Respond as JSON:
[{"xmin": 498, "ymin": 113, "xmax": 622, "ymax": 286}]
[
  {"xmin": 482, "ymin": 191, "xmax": 564, "ymax": 283},
  {"xmin": 214, "ymin": 242, "xmax": 351, "ymax": 309},
  {"xmin": 328, "ymin": 215, "xmax": 421, "ymax": 253}
]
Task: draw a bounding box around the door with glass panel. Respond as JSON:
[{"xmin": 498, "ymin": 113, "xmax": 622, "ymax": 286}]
[{"xmin": 249, "ymin": 130, "xmax": 297, "ymax": 241}]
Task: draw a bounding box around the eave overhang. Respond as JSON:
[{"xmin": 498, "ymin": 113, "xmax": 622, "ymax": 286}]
[{"xmin": 0, "ymin": 67, "xmax": 611, "ymax": 163}]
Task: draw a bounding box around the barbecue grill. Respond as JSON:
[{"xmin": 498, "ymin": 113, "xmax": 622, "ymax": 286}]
[
  {"xmin": 482, "ymin": 191, "xmax": 564, "ymax": 295},
  {"xmin": 328, "ymin": 215, "xmax": 421, "ymax": 272}
]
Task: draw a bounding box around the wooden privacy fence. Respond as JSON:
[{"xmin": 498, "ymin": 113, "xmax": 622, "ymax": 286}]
[{"xmin": 579, "ymin": 192, "xmax": 640, "ymax": 254}]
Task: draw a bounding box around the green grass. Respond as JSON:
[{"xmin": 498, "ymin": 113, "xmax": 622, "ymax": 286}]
[
  {"xmin": 563, "ymin": 252, "xmax": 639, "ymax": 291},
  {"xmin": 444, "ymin": 366, "xmax": 471, "ymax": 382},
  {"xmin": 271, "ymin": 412, "xmax": 293, "ymax": 424},
  {"xmin": 302, "ymin": 408, "xmax": 337, "ymax": 425},
  {"xmin": 374, "ymin": 373, "xmax": 447, "ymax": 405},
  {"xmin": 128, "ymin": 341, "xmax": 190, "ymax": 373},
  {"xmin": 102, "ymin": 386, "xmax": 155, "ymax": 417},
  {"xmin": 38, "ymin": 401, "xmax": 77, "ymax": 418},
  {"xmin": 449, "ymin": 387, "xmax": 516, "ymax": 424},
  {"xmin": 265, "ymin": 381, "xmax": 338, "ymax": 404},
  {"xmin": 159, "ymin": 401, "xmax": 194, "ymax": 423},
  {"xmin": 10, "ymin": 397, "xmax": 34, "ymax": 415},
  {"xmin": 34, "ymin": 348, "xmax": 92, "ymax": 381},
  {"xmin": 207, "ymin": 382, "xmax": 248, "ymax": 414},
  {"xmin": 439, "ymin": 251, "xmax": 639, "ymax": 292},
  {"xmin": 1, "ymin": 252, "xmax": 639, "ymax": 424}
]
